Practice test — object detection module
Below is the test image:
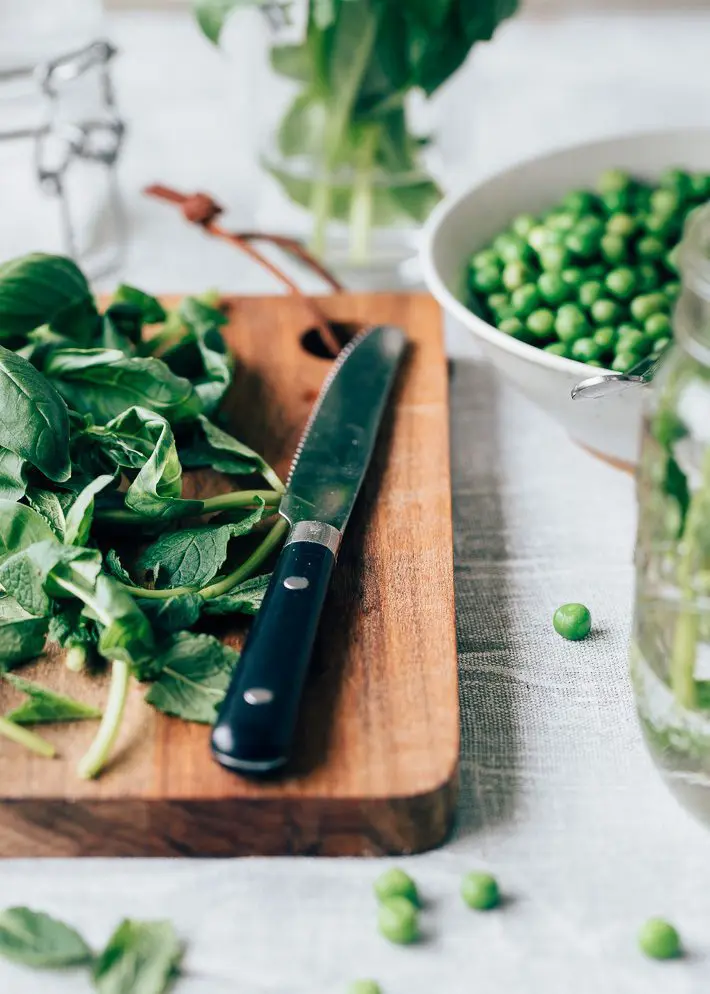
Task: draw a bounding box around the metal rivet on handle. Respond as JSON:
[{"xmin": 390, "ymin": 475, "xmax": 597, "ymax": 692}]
[
  {"xmin": 284, "ymin": 575, "xmax": 309, "ymax": 590},
  {"xmin": 244, "ymin": 688, "xmax": 274, "ymax": 706}
]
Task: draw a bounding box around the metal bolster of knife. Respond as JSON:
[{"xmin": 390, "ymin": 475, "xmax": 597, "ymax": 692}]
[{"xmin": 285, "ymin": 520, "xmax": 342, "ymax": 557}]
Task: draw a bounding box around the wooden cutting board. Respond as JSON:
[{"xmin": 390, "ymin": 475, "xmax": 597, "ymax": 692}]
[{"xmin": 0, "ymin": 292, "xmax": 458, "ymax": 857}]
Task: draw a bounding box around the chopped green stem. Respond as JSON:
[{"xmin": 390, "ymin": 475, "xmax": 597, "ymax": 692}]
[
  {"xmin": 199, "ymin": 517, "xmax": 289, "ymax": 599},
  {"xmin": 65, "ymin": 645, "xmax": 88, "ymax": 673},
  {"xmin": 0, "ymin": 716, "xmax": 55, "ymax": 758},
  {"xmin": 77, "ymin": 659, "xmax": 130, "ymax": 779},
  {"xmin": 95, "ymin": 489, "xmax": 282, "ymax": 525}
]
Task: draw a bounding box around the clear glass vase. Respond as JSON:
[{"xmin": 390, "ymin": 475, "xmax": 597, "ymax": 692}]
[{"xmin": 632, "ymin": 203, "xmax": 710, "ymax": 826}]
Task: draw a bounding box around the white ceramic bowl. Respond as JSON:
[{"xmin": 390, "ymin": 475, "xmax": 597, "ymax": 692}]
[{"xmin": 421, "ymin": 128, "xmax": 710, "ymax": 468}]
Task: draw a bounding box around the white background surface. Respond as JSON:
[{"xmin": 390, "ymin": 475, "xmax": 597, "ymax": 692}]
[{"xmin": 2, "ymin": 5, "xmax": 710, "ymax": 992}]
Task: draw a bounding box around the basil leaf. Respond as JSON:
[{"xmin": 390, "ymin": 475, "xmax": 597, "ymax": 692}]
[
  {"xmin": 0, "ymin": 448, "xmax": 26, "ymax": 501},
  {"xmin": 0, "ymin": 500, "xmax": 56, "ymax": 566},
  {"xmin": 115, "ymin": 409, "xmax": 203, "ymax": 520},
  {"xmin": 100, "ymin": 305, "xmax": 142, "ymax": 355},
  {"xmin": 93, "ymin": 918, "xmax": 182, "ymax": 994},
  {"xmin": 0, "ymin": 254, "xmax": 93, "ymax": 338},
  {"xmin": 4, "ymin": 673, "xmax": 101, "ymax": 724},
  {"xmin": 145, "ymin": 632, "xmax": 238, "ymax": 723},
  {"xmin": 0, "ymin": 345, "xmax": 71, "ymax": 481},
  {"xmin": 78, "ymin": 574, "xmax": 156, "ymax": 678},
  {"xmin": 0, "ymin": 597, "xmax": 48, "ymax": 670},
  {"xmin": 161, "ymin": 297, "xmax": 232, "ymax": 417},
  {"xmin": 0, "ymin": 541, "xmax": 102, "ymax": 617},
  {"xmin": 64, "ymin": 474, "xmax": 115, "ymax": 546},
  {"xmin": 137, "ymin": 594, "xmax": 203, "ymax": 636},
  {"xmin": 202, "ymin": 573, "xmax": 271, "ymax": 616},
  {"xmin": 112, "ymin": 285, "xmax": 166, "ymax": 324},
  {"xmin": 136, "ymin": 502, "xmax": 266, "ymax": 590},
  {"xmin": 179, "ymin": 414, "xmax": 277, "ymax": 479},
  {"xmin": 25, "ymin": 487, "xmax": 70, "ymax": 540},
  {"xmin": 50, "ymin": 295, "xmax": 101, "ymax": 345},
  {"xmin": 0, "ymin": 906, "xmax": 92, "ymax": 968},
  {"xmin": 44, "ymin": 348, "xmax": 201, "ymax": 425}
]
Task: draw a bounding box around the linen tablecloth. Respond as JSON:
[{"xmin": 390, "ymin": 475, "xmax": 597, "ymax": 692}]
[{"xmin": 2, "ymin": 360, "xmax": 709, "ymax": 993}]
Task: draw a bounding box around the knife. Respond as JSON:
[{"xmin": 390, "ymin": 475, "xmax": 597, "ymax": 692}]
[{"xmin": 211, "ymin": 324, "xmax": 408, "ymax": 775}]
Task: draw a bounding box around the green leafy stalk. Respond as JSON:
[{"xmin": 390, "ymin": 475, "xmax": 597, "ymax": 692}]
[
  {"xmin": 95, "ymin": 488, "xmax": 282, "ymax": 526},
  {"xmin": 77, "ymin": 659, "xmax": 130, "ymax": 779},
  {"xmin": 0, "ymin": 716, "xmax": 55, "ymax": 758}
]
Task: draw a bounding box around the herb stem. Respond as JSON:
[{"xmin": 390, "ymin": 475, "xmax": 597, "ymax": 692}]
[
  {"xmin": 95, "ymin": 489, "xmax": 282, "ymax": 525},
  {"xmin": 199, "ymin": 517, "xmax": 288, "ymax": 599},
  {"xmin": 77, "ymin": 659, "xmax": 130, "ymax": 780},
  {"xmin": 65, "ymin": 645, "xmax": 88, "ymax": 673},
  {"xmin": 0, "ymin": 716, "xmax": 56, "ymax": 758},
  {"xmin": 119, "ymin": 581, "xmax": 198, "ymax": 600}
]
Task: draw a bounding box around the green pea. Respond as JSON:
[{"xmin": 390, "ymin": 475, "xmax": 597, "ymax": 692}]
[
  {"xmin": 650, "ymin": 188, "xmax": 681, "ymax": 215},
  {"xmin": 637, "ymin": 236, "xmax": 665, "ymax": 261},
  {"xmin": 377, "ymin": 897, "xmax": 419, "ymax": 946},
  {"xmin": 493, "ymin": 232, "xmax": 518, "ymax": 256},
  {"xmin": 510, "ymin": 283, "xmax": 540, "ymax": 318},
  {"xmin": 612, "ymin": 351, "xmax": 638, "ymax": 373},
  {"xmin": 553, "ymin": 603, "xmax": 592, "ymax": 640},
  {"xmin": 606, "ymin": 212, "xmax": 636, "ymax": 237},
  {"xmin": 562, "ymin": 190, "xmax": 597, "ymax": 214},
  {"xmin": 600, "ymin": 233, "xmax": 628, "ymax": 264},
  {"xmin": 461, "ymin": 872, "xmax": 500, "ymax": 910},
  {"xmin": 593, "ymin": 326, "xmax": 617, "ymax": 351},
  {"xmin": 539, "ymin": 244, "xmax": 571, "ymax": 272},
  {"xmin": 571, "ymin": 337, "xmax": 603, "ymax": 363},
  {"xmin": 561, "ymin": 267, "xmax": 584, "ymax": 286},
  {"xmin": 348, "ymin": 982, "xmax": 382, "ymax": 994},
  {"xmin": 545, "ymin": 211, "xmax": 577, "ymax": 232},
  {"xmin": 617, "ymin": 329, "xmax": 650, "ymax": 356},
  {"xmin": 578, "ymin": 281, "xmax": 604, "ymax": 309},
  {"xmin": 636, "ymin": 263, "xmax": 660, "ymax": 292},
  {"xmin": 658, "ymin": 167, "xmax": 692, "ymax": 198},
  {"xmin": 487, "ymin": 292, "xmax": 509, "ymax": 315},
  {"xmin": 590, "ymin": 298, "xmax": 624, "ymax": 326},
  {"xmin": 689, "ymin": 172, "xmax": 710, "ymax": 200},
  {"xmin": 601, "ymin": 189, "xmax": 631, "ymax": 214},
  {"xmin": 665, "ymin": 245, "xmax": 681, "ymax": 274},
  {"xmin": 630, "ymin": 293, "xmax": 669, "ymax": 322},
  {"xmin": 471, "ymin": 248, "xmax": 499, "ymax": 270},
  {"xmin": 638, "ymin": 918, "xmax": 682, "ymax": 960},
  {"xmin": 511, "ymin": 213, "xmax": 536, "ymax": 238},
  {"xmin": 525, "ymin": 309, "xmax": 554, "ymax": 339},
  {"xmin": 498, "ymin": 318, "xmax": 531, "ymax": 342},
  {"xmin": 544, "ymin": 342, "xmax": 570, "ymax": 358},
  {"xmin": 597, "ymin": 168, "xmax": 632, "ymax": 194},
  {"xmin": 644, "ymin": 213, "xmax": 678, "ymax": 241},
  {"xmin": 586, "ymin": 359, "xmax": 605, "ymax": 367},
  {"xmin": 555, "ymin": 304, "xmax": 590, "ymax": 343},
  {"xmin": 538, "ymin": 272, "xmax": 571, "ymax": 305},
  {"xmin": 565, "ymin": 228, "xmax": 600, "ymax": 260},
  {"xmin": 664, "ymin": 280, "xmax": 681, "ymax": 300},
  {"xmin": 652, "ymin": 336, "xmax": 671, "ymax": 354},
  {"xmin": 502, "ymin": 261, "xmax": 533, "ymax": 292},
  {"xmin": 374, "ymin": 868, "xmax": 420, "ymax": 907},
  {"xmin": 605, "ymin": 267, "xmax": 637, "ymax": 299},
  {"xmin": 527, "ymin": 225, "xmax": 556, "ymax": 253},
  {"xmin": 470, "ymin": 265, "xmax": 501, "ymax": 294},
  {"xmin": 644, "ymin": 313, "xmax": 672, "ymax": 340},
  {"xmin": 499, "ymin": 237, "xmax": 532, "ymax": 265}
]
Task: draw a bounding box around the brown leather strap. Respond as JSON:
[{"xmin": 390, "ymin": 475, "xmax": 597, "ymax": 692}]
[{"xmin": 144, "ymin": 184, "xmax": 346, "ymax": 357}]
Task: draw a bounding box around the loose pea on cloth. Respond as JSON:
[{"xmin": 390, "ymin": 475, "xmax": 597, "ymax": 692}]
[{"xmin": 1, "ymin": 361, "xmax": 710, "ymax": 994}]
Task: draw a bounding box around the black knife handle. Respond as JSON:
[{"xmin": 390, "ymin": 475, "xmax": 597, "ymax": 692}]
[{"xmin": 211, "ymin": 528, "xmax": 337, "ymax": 775}]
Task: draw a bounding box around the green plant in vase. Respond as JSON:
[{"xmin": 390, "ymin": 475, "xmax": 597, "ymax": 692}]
[{"xmin": 195, "ymin": 0, "xmax": 518, "ymax": 265}]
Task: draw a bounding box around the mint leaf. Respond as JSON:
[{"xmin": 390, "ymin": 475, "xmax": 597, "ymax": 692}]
[
  {"xmin": 137, "ymin": 595, "xmax": 203, "ymax": 637},
  {"xmin": 0, "ymin": 596, "xmax": 48, "ymax": 670},
  {"xmin": 145, "ymin": 632, "xmax": 238, "ymax": 723},
  {"xmin": 93, "ymin": 919, "xmax": 182, "ymax": 994},
  {"xmin": 4, "ymin": 673, "xmax": 101, "ymax": 724},
  {"xmin": 0, "ymin": 907, "xmax": 92, "ymax": 968},
  {"xmin": 203, "ymin": 573, "xmax": 270, "ymax": 616}
]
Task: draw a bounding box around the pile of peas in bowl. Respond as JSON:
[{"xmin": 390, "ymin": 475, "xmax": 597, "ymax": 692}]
[{"xmin": 467, "ymin": 168, "xmax": 710, "ymax": 372}]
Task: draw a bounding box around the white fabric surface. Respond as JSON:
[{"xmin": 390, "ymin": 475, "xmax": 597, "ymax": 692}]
[{"xmin": 2, "ymin": 7, "xmax": 710, "ymax": 993}]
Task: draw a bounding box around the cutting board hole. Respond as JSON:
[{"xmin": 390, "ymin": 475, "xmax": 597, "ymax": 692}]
[{"xmin": 300, "ymin": 322, "xmax": 360, "ymax": 359}]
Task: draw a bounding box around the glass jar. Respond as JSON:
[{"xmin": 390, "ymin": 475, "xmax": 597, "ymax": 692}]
[{"xmin": 632, "ymin": 203, "xmax": 710, "ymax": 825}]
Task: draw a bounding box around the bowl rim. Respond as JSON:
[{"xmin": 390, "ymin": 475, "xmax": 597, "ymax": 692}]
[{"xmin": 419, "ymin": 125, "xmax": 710, "ymax": 378}]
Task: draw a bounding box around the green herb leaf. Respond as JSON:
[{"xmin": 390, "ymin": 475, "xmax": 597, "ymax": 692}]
[
  {"xmin": 270, "ymin": 42, "xmax": 313, "ymax": 83},
  {"xmin": 100, "ymin": 305, "xmax": 142, "ymax": 355},
  {"xmin": 202, "ymin": 573, "xmax": 270, "ymax": 616},
  {"xmin": 0, "ymin": 541, "xmax": 102, "ymax": 617},
  {"xmin": 0, "ymin": 596, "xmax": 48, "ymax": 670},
  {"xmin": 137, "ymin": 594, "xmax": 203, "ymax": 636},
  {"xmin": 0, "ymin": 345, "xmax": 71, "ymax": 482},
  {"xmin": 44, "ymin": 348, "xmax": 201, "ymax": 426},
  {"xmin": 0, "ymin": 448, "xmax": 27, "ymax": 501},
  {"xmin": 145, "ymin": 632, "xmax": 238, "ymax": 723},
  {"xmin": 137, "ymin": 502, "xmax": 266, "ymax": 590},
  {"xmin": 79, "ymin": 574, "xmax": 157, "ymax": 678},
  {"xmin": 64, "ymin": 474, "xmax": 115, "ymax": 546},
  {"xmin": 25, "ymin": 488, "xmax": 70, "ymax": 540},
  {"xmin": 4, "ymin": 673, "xmax": 101, "ymax": 724},
  {"xmin": 0, "ymin": 254, "xmax": 93, "ymax": 338},
  {"xmin": 0, "ymin": 499, "xmax": 56, "ymax": 565},
  {"xmin": 93, "ymin": 918, "xmax": 182, "ymax": 994},
  {"xmin": 179, "ymin": 414, "xmax": 279, "ymax": 481},
  {"xmin": 161, "ymin": 297, "xmax": 233, "ymax": 417},
  {"xmin": 0, "ymin": 906, "xmax": 92, "ymax": 968},
  {"xmin": 112, "ymin": 285, "xmax": 167, "ymax": 324},
  {"xmin": 104, "ymin": 549, "xmax": 135, "ymax": 585}
]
